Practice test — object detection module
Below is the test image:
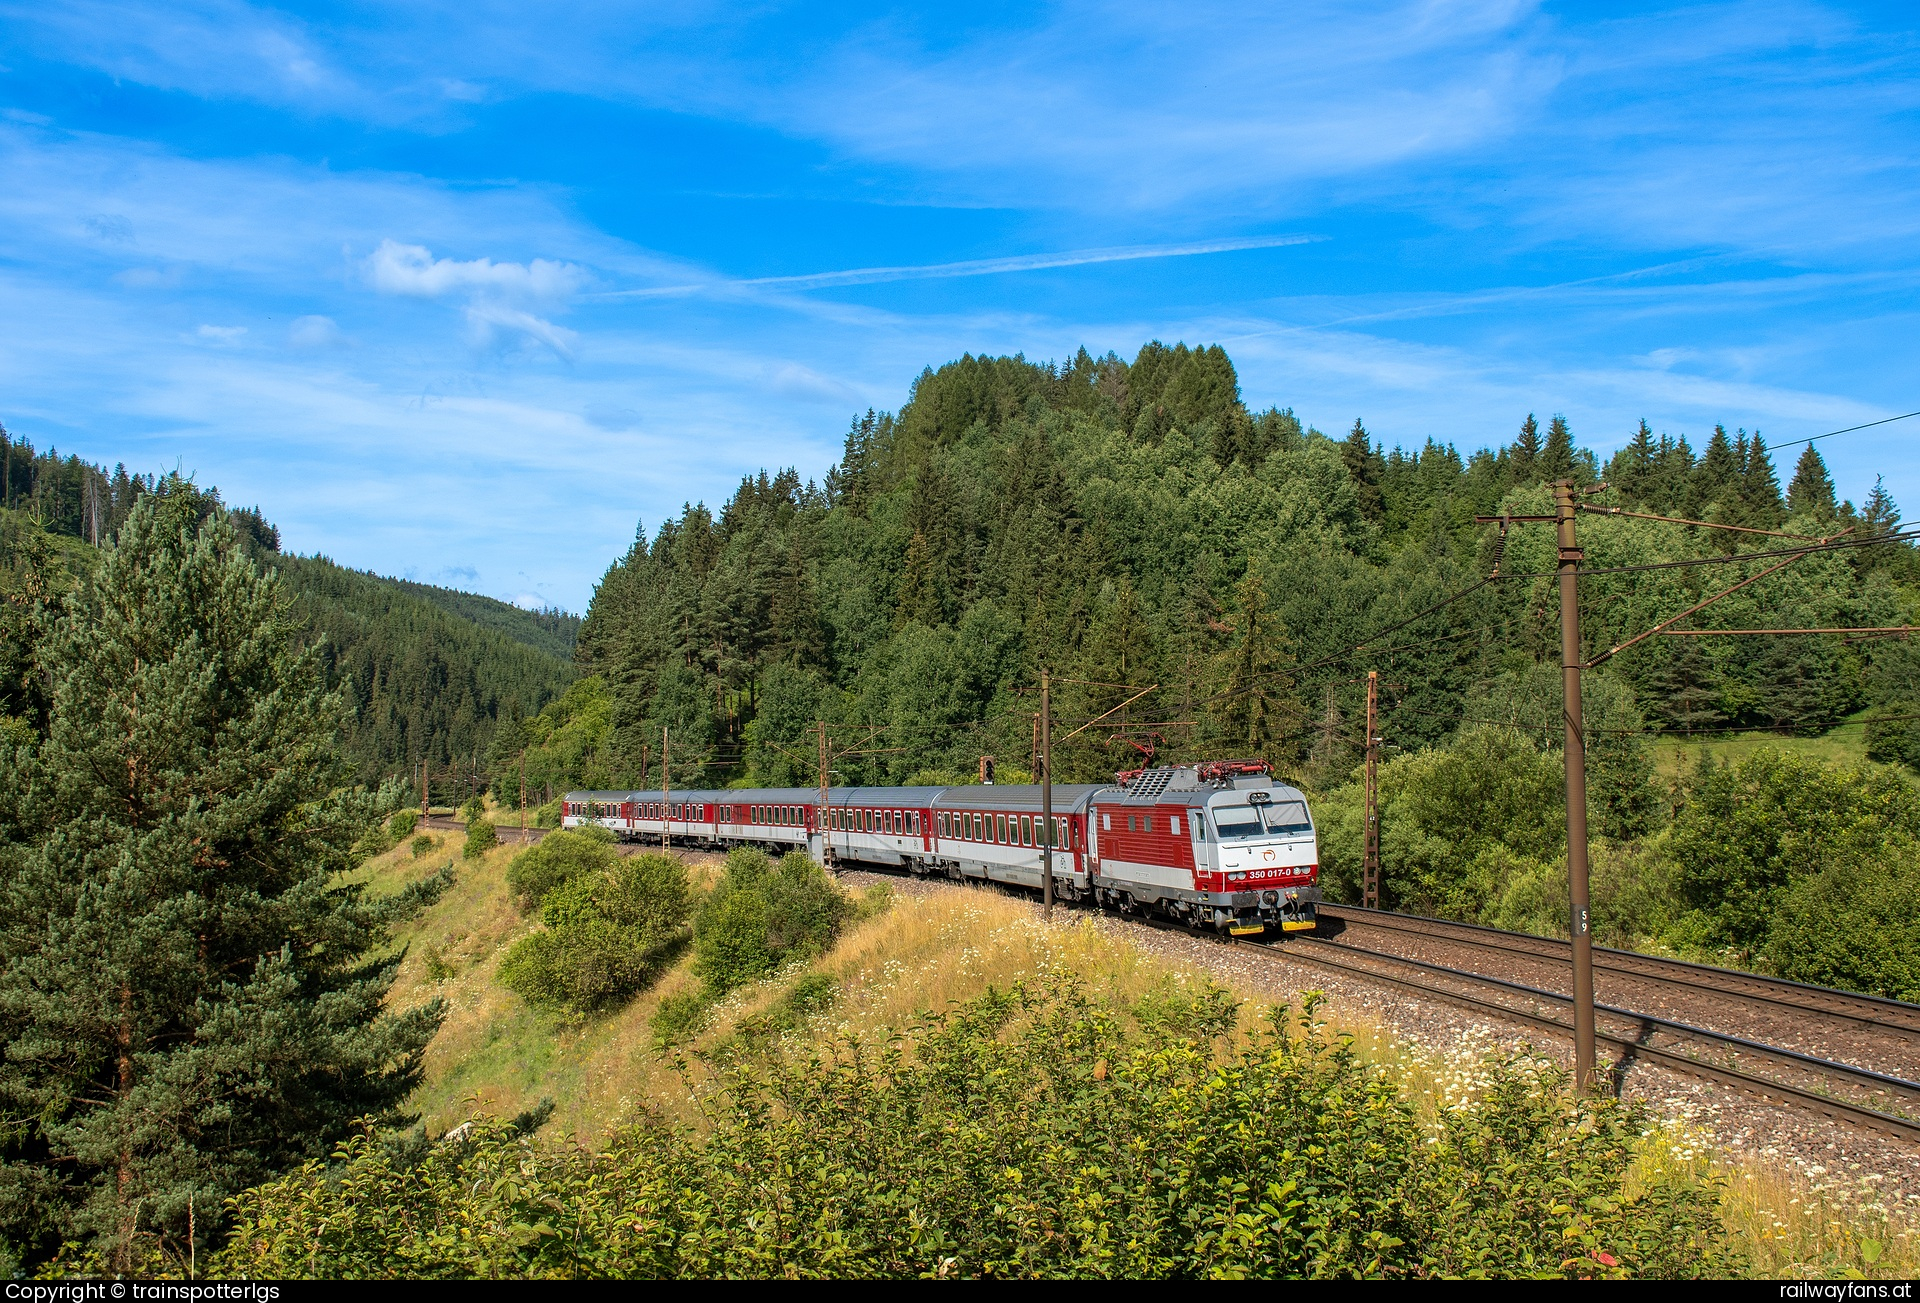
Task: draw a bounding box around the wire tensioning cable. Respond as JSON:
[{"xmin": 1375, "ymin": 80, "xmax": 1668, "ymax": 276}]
[{"xmin": 1769, "ymin": 409, "xmax": 1920, "ymax": 451}]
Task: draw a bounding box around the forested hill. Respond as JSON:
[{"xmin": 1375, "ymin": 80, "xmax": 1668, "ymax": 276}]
[
  {"xmin": 541, "ymin": 340, "xmax": 1917, "ymax": 796},
  {"xmin": 0, "ymin": 439, "xmax": 576, "ymax": 791},
  {"xmin": 385, "ymin": 576, "xmax": 580, "ymax": 660}
]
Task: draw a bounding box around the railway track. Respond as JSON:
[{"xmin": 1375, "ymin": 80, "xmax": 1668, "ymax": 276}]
[
  {"xmin": 1318, "ymin": 904, "xmax": 1920, "ymax": 1043},
  {"xmin": 1237, "ymin": 907, "xmax": 1920, "ymax": 1144}
]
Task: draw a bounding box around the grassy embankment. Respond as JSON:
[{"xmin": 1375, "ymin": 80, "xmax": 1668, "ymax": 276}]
[
  {"xmin": 1648, "ymin": 711, "xmax": 1876, "ymax": 779},
  {"xmin": 354, "ymin": 823, "xmax": 1917, "ymax": 1280}
]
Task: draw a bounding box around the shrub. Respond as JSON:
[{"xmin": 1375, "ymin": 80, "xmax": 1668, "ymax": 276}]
[
  {"xmin": 1669, "ymin": 750, "xmax": 1920, "ymax": 952},
  {"xmin": 1763, "ymin": 834, "xmax": 1920, "ymax": 1000},
  {"xmin": 462, "ymin": 817, "xmax": 497, "ymax": 859},
  {"xmin": 389, "ymin": 808, "xmax": 420, "ymax": 839},
  {"xmin": 692, "ymin": 849, "xmax": 852, "ymax": 995},
  {"xmin": 215, "ymin": 977, "xmax": 1740, "ymax": 1279},
  {"xmin": 410, "ymin": 833, "xmax": 437, "ymax": 859},
  {"xmin": 505, "ymin": 829, "xmax": 618, "ymax": 910},
  {"xmin": 650, "ymin": 990, "xmax": 713, "ymax": 1050},
  {"xmin": 533, "ymin": 798, "xmax": 563, "ymax": 829},
  {"xmin": 499, "ymin": 854, "xmax": 693, "ymax": 1012},
  {"xmin": 460, "ymin": 795, "xmax": 487, "ymax": 824}
]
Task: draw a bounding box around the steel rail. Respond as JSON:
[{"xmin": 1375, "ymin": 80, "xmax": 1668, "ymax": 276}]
[
  {"xmin": 1318, "ymin": 904, "xmax": 1920, "ymax": 1036},
  {"xmin": 1249, "ymin": 934, "xmax": 1920, "ymax": 1143}
]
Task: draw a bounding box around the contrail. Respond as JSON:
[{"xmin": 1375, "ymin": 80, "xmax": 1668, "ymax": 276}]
[{"xmin": 596, "ymin": 234, "xmax": 1322, "ymax": 299}]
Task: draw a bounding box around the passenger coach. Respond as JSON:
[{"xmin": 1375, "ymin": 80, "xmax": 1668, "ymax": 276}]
[{"xmin": 564, "ymin": 760, "xmax": 1320, "ymax": 935}]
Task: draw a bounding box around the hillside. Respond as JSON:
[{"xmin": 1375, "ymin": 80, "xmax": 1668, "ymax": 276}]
[
  {"xmin": 559, "ymin": 342, "xmax": 1918, "ymax": 794},
  {"xmin": 306, "ymin": 824, "xmax": 1913, "ymax": 1279},
  {"xmin": 0, "ymin": 467, "xmax": 577, "ymax": 788}
]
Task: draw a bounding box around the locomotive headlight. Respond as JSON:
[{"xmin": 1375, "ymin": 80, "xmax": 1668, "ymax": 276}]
[{"xmin": 1228, "ymin": 872, "xmax": 1245, "ymax": 882}]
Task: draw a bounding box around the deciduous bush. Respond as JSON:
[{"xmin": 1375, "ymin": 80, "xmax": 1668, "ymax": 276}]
[
  {"xmin": 215, "ymin": 977, "xmax": 1739, "ymax": 1280},
  {"xmin": 389, "ymin": 808, "xmax": 419, "ymax": 839},
  {"xmin": 1668, "ymin": 751, "xmax": 1920, "ymax": 952},
  {"xmin": 498, "ymin": 854, "xmax": 691, "ymax": 1012},
  {"xmin": 410, "ymin": 833, "xmax": 437, "ymax": 859},
  {"xmin": 504, "ymin": 828, "xmax": 618, "ymax": 910},
  {"xmin": 693, "ymin": 849, "xmax": 852, "ymax": 995},
  {"xmin": 1763, "ymin": 834, "xmax": 1920, "ymax": 1000},
  {"xmin": 462, "ymin": 816, "xmax": 497, "ymax": 858}
]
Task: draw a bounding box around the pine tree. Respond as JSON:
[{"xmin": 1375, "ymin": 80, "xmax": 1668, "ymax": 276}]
[
  {"xmin": 1786, "ymin": 445, "xmax": 1837, "ymax": 520},
  {"xmin": 0, "ymin": 490, "xmax": 447, "ymax": 1272}
]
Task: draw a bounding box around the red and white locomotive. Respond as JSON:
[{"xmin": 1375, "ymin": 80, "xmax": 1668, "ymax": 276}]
[{"xmin": 564, "ymin": 760, "xmax": 1320, "ymax": 935}]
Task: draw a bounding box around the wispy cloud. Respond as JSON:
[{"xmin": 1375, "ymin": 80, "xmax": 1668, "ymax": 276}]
[{"xmin": 602, "ymin": 234, "xmax": 1322, "ymax": 300}]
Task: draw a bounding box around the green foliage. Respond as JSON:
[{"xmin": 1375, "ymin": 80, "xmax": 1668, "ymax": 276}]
[
  {"xmin": 533, "ymin": 797, "xmax": 563, "ymax": 828},
  {"xmin": 0, "ymin": 492, "xmax": 448, "ymax": 1273},
  {"xmin": 460, "ymin": 795, "xmax": 486, "ymax": 824},
  {"xmin": 559, "ymin": 340, "xmax": 1909, "ymax": 791},
  {"xmin": 504, "ymin": 829, "xmax": 620, "ymax": 911},
  {"xmin": 498, "ymin": 854, "xmax": 691, "ymax": 1013},
  {"xmin": 1667, "ymin": 751, "xmax": 1920, "ymax": 952},
  {"xmin": 1763, "ymin": 836, "xmax": 1920, "ymax": 1000},
  {"xmin": 214, "ymin": 978, "xmax": 1738, "ymax": 1279},
  {"xmin": 462, "ymin": 817, "xmax": 497, "ymax": 859},
  {"xmin": 692, "ymin": 850, "xmax": 853, "ymax": 995},
  {"xmin": 410, "ymin": 833, "xmax": 437, "ymax": 859},
  {"xmin": 649, "ymin": 990, "xmax": 713, "ymax": 1050},
  {"xmin": 388, "ymin": 807, "xmax": 419, "ymax": 839}
]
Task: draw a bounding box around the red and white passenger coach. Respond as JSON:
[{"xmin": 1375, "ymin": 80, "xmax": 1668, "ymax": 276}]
[{"xmin": 564, "ymin": 760, "xmax": 1319, "ymax": 934}]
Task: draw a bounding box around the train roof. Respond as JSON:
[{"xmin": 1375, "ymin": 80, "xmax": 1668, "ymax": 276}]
[
  {"xmin": 564, "ymin": 784, "xmax": 1110, "ymax": 810},
  {"xmin": 933, "ymin": 784, "xmax": 1106, "ymax": 812}
]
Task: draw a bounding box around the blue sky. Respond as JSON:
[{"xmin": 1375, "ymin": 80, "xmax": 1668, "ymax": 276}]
[{"xmin": 1, "ymin": 1, "xmax": 1915, "ymax": 612}]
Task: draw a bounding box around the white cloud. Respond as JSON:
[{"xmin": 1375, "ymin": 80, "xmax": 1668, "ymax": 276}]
[
  {"xmin": 196, "ymin": 323, "xmax": 247, "ymax": 341},
  {"xmin": 365, "ymin": 239, "xmax": 583, "ymax": 301},
  {"xmin": 288, "ymin": 314, "xmax": 346, "ymax": 348}
]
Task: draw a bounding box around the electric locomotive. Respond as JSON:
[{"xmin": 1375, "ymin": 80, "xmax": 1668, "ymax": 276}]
[{"xmin": 563, "ymin": 759, "xmax": 1320, "ymax": 935}]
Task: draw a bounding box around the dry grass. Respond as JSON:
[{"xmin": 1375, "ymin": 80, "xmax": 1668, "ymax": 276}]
[{"xmin": 358, "ymin": 839, "xmax": 1918, "ymax": 1279}]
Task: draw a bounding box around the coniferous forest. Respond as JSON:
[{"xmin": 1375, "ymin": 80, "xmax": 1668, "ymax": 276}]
[
  {"xmin": 0, "ymin": 437, "xmax": 576, "ymax": 795},
  {"xmin": 534, "ymin": 342, "xmax": 1915, "ymax": 792}
]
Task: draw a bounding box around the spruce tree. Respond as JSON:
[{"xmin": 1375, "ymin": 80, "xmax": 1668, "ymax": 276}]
[
  {"xmin": 1786, "ymin": 445, "xmax": 1837, "ymax": 520},
  {"xmin": 1542, "ymin": 415, "xmax": 1575, "ymax": 481},
  {"xmin": 0, "ymin": 490, "xmax": 447, "ymax": 1272},
  {"xmin": 1694, "ymin": 424, "xmax": 1740, "ymax": 515},
  {"xmin": 1206, "ymin": 573, "xmax": 1306, "ymax": 766},
  {"xmin": 1509, "ymin": 414, "xmax": 1542, "ymax": 485},
  {"xmin": 1738, "ymin": 432, "xmax": 1785, "ymax": 528},
  {"xmin": 1610, "ymin": 420, "xmax": 1657, "ymax": 501},
  {"xmin": 1340, "ymin": 420, "xmax": 1384, "ymax": 522}
]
